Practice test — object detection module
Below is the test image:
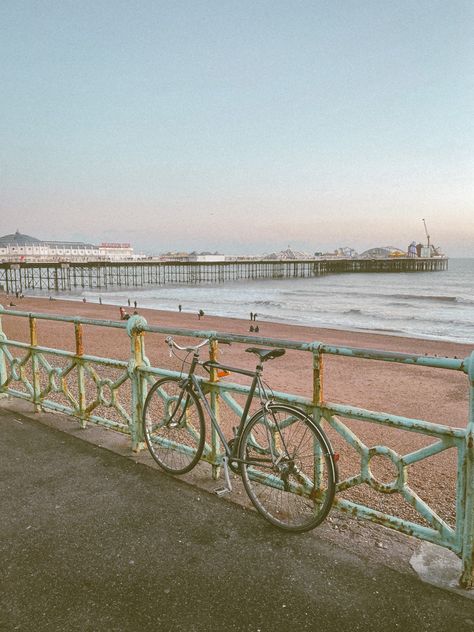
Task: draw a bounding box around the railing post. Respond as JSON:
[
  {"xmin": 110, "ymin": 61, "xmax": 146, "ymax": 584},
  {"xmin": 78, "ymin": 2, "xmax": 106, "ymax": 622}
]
[
  {"xmin": 460, "ymin": 351, "xmax": 474, "ymax": 588},
  {"xmin": 312, "ymin": 343, "xmax": 323, "ymax": 411},
  {"xmin": 74, "ymin": 321, "xmax": 87, "ymax": 427},
  {"xmin": 29, "ymin": 315, "xmax": 41, "ymax": 412},
  {"xmin": 209, "ymin": 339, "xmax": 221, "ymax": 480},
  {"xmin": 0, "ymin": 306, "xmax": 7, "ymax": 394},
  {"xmin": 312, "ymin": 343, "xmax": 325, "ymax": 487},
  {"xmin": 127, "ymin": 315, "xmax": 148, "ymax": 452}
]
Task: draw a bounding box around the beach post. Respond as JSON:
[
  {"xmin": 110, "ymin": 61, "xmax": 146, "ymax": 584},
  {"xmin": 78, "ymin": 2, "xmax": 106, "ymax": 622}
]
[
  {"xmin": 209, "ymin": 338, "xmax": 221, "ymax": 480},
  {"xmin": 460, "ymin": 350, "xmax": 474, "ymax": 588},
  {"xmin": 0, "ymin": 306, "xmax": 7, "ymax": 393},
  {"xmin": 29, "ymin": 314, "xmax": 41, "ymax": 413},
  {"xmin": 127, "ymin": 314, "xmax": 148, "ymax": 452}
]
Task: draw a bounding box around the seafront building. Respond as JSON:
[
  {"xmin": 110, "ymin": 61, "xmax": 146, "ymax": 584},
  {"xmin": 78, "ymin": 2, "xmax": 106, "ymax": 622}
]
[{"xmin": 0, "ymin": 231, "xmax": 136, "ymax": 262}]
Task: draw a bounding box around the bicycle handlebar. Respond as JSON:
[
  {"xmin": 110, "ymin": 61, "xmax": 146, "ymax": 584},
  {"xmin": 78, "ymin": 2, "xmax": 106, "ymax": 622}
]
[{"xmin": 165, "ymin": 336, "xmax": 210, "ymax": 352}]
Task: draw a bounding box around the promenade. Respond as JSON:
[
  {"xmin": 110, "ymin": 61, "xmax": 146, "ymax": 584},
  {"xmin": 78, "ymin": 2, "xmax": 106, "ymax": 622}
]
[{"xmin": 1, "ymin": 401, "xmax": 473, "ymax": 632}]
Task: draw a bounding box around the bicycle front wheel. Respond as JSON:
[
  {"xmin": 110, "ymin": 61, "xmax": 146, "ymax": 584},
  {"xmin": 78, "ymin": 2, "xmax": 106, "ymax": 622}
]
[
  {"xmin": 143, "ymin": 377, "xmax": 205, "ymax": 475},
  {"xmin": 239, "ymin": 404, "xmax": 336, "ymax": 532}
]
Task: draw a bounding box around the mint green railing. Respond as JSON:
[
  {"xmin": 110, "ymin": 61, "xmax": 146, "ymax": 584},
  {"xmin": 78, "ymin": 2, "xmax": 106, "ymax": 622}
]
[{"xmin": 0, "ymin": 306, "xmax": 473, "ymax": 587}]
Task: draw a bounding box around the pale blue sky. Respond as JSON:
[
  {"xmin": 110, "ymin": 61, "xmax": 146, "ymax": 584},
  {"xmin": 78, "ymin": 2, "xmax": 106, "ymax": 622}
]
[{"xmin": 1, "ymin": 1, "xmax": 473, "ymax": 255}]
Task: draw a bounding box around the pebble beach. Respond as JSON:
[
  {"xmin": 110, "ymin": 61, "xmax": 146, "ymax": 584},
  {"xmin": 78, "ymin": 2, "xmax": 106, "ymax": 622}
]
[{"xmin": 1, "ymin": 291, "xmax": 472, "ymax": 529}]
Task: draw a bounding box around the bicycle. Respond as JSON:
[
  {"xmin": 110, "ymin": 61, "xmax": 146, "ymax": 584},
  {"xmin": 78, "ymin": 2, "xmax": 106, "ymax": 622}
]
[{"xmin": 142, "ymin": 337, "xmax": 338, "ymax": 532}]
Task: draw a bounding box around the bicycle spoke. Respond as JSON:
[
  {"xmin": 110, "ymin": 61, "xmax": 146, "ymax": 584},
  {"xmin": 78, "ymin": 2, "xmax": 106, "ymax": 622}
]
[
  {"xmin": 239, "ymin": 405, "xmax": 336, "ymax": 532},
  {"xmin": 143, "ymin": 377, "xmax": 205, "ymax": 474}
]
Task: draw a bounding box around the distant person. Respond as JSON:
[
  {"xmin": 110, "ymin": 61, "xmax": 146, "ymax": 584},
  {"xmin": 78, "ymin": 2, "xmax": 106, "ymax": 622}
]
[
  {"xmin": 9, "ymin": 302, "xmax": 16, "ymax": 307},
  {"xmin": 134, "ymin": 300, "xmax": 137, "ymax": 309},
  {"xmin": 133, "ymin": 309, "xmax": 138, "ymax": 315},
  {"xmin": 128, "ymin": 298, "xmax": 131, "ymax": 307},
  {"xmin": 250, "ymin": 311, "xmax": 254, "ymax": 321},
  {"xmin": 199, "ymin": 309, "xmax": 204, "ymax": 319},
  {"xmin": 178, "ymin": 304, "xmax": 182, "ymax": 312},
  {"xmin": 82, "ymin": 297, "xmax": 86, "ymax": 303},
  {"xmin": 249, "ymin": 325, "xmax": 254, "ymax": 332},
  {"xmin": 99, "ymin": 297, "xmax": 102, "ymax": 305},
  {"xmin": 119, "ymin": 307, "xmax": 130, "ymax": 321},
  {"xmin": 253, "ymin": 313, "xmax": 258, "ymax": 322},
  {"xmin": 255, "ymin": 325, "xmax": 259, "ymax": 333},
  {"xmin": 15, "ymin": 291, "xmax": 19, "ymax": 299}
]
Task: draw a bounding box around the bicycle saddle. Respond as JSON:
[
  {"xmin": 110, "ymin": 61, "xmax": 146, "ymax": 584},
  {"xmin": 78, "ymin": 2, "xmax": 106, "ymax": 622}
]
[{"xmin": 245, "ymin": 347, "xmax": 286, "ymax": 362}]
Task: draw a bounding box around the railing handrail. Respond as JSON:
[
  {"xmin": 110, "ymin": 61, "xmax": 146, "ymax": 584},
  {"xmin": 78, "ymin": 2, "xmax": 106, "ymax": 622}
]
[{"xmin": 0, "ymin": 306, "xmax": 468, "ymax": 373}]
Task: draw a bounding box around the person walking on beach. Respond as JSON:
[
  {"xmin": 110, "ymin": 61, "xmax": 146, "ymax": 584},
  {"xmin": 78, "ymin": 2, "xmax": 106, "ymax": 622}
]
[
  {"xmin": 134, "ymin": 300, "xmax": 137, "ymax": 309},
  {"xmin": 250, "ymin": 311, "xmax": 253, "ymax": 321},
  {"xmin": 198, "ymin": 309, "xmax": 204, "ymax": 320},
  {"xmin": 253, "ymin": 313, "xmax": 257, "ymax": 322},
  {"xmin": 99, "ymin": 297, "xmax": 102, "ymax": 305},
  {"xmin": 128, "ymin": 298, "xmax": 131, "ymax": 307},
  {"xmin": 179, "ymin": 304, "xmax": 182, "ymax": 312}
]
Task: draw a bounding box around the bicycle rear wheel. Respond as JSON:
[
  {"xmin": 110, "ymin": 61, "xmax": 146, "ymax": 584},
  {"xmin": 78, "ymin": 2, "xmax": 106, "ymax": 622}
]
[
  {"xmin": 143, "ymin": 377, "xmax": 205, "ymax": 475},
  {"xmin": 239, "ymin": 404, "xmax": 336, "ymax": 532}
]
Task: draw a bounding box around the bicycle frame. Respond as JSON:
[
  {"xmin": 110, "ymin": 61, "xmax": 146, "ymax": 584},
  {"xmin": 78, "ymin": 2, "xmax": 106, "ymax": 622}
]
[{"xmin": 184, "ymin": 352, "xmax": 269, "ymax": 462}]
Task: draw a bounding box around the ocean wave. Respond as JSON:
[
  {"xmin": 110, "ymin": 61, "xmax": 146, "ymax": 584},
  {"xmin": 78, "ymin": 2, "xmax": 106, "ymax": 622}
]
[
  {"xmin": 254, "ymin": 300, "xmax": 283, "ymax": 307},
  {"xmin": 390, "ymin": 293, "xmax": 459, "ymax": 303},
  {"xmin": 388, "ymin": 301, "xmax": 420, "ymax": 308}
]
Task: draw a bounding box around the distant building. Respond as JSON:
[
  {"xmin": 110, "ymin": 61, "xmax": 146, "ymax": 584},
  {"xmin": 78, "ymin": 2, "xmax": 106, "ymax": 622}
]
[
  {"xmin": 187, "ymin": 252, "xmax": 226, "ymax": 262},
  {"xmin": 359, "ymin": 246, "xmax": 406, "ymax": 259},
  {"xmin": 98, "ymin": 242, "xmax": 134, "ymax": 260},
  {"xmin": 263, "ymin": 247, "xmax": 312, "ymax": 260},
  {"xmin": 0, "ymin": 230, "xmax": 135, "ymax": 262}
]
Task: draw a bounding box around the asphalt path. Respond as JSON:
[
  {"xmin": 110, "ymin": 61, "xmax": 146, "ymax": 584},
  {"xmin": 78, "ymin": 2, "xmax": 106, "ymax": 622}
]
[{"xmin": 1, "ymin": 407, "xmax": 473, "ymax": 632}]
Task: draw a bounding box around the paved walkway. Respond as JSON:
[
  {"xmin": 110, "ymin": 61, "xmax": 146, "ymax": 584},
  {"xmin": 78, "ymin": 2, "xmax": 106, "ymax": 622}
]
[{"xmin": 1, "ymin": 405, "xmax": 474, "ymax": 631}]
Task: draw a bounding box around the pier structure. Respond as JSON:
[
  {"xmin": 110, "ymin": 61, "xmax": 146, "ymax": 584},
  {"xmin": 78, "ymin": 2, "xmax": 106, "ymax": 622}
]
[{"xmin": 0, "ymin": 257, "xmax": 448, "ymax": 294}]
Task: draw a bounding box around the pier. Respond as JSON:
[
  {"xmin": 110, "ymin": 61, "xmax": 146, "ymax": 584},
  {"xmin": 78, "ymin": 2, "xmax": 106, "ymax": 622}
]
[{"xmin": 0, "ymin": 257, "xmax": 448, "ymax": 294}]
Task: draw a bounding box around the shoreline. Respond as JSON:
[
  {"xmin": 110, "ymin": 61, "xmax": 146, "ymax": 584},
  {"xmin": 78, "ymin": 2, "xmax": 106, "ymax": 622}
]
[{"xmin": 8, "ymin": 291, "xmax": 474, "ymax": 351}]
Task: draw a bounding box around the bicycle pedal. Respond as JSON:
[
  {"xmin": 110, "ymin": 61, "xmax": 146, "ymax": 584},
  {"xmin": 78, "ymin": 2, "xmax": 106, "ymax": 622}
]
[{"xmin": 215, "ymin": 487, "xmax": 231, "ymax": 497}]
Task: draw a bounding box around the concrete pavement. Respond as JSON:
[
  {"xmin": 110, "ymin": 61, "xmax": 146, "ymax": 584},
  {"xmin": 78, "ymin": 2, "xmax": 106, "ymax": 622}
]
[{"xmin": 1, "ymin": 404, "xmax": 473, "ymax": 631}]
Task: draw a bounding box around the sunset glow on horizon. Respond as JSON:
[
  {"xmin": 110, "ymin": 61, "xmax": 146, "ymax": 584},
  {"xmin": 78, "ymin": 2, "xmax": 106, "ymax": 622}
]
[{"xmin": 1, "ymin": 1, "xmax": 472, "ymax": 256}]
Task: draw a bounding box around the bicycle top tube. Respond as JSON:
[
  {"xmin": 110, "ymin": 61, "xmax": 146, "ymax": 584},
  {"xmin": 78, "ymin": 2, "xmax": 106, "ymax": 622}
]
[
  {"xmin": 165, "ymin": 336, "xmax": 285, "ymax": 377},
  {"xmin": 203, "ymin": 360, "xmax": 257, "ymax": 379}
]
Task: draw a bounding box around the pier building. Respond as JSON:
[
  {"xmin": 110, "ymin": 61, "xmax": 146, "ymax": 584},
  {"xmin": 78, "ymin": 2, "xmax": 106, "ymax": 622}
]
[{"xmin": 0, "ymin": 231, "xmax": 134, "ymax": 263}]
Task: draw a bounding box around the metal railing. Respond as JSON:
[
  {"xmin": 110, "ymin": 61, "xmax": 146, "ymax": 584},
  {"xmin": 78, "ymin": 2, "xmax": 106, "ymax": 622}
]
[{"xmin": 0, "ymin": 306, "xmax": 473, "ymax": 587}]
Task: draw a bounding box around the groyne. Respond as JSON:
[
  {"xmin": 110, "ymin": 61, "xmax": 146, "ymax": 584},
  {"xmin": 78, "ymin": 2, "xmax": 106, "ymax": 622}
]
[{"xmin": 0, "ymin": 257, "xmax": 448, "ymax": 294}]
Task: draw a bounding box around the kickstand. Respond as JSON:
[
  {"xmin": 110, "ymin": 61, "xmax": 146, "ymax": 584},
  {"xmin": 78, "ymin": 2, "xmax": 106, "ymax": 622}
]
[{"xmin": 215, "ymin": 456, "xmax": 233, "ymax": 497}]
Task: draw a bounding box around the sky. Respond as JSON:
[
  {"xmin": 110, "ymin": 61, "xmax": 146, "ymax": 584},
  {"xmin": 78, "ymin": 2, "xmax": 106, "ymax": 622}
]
[{"xmin": 1, "ymin": 1, "xmax": 473, "ymax": 256}]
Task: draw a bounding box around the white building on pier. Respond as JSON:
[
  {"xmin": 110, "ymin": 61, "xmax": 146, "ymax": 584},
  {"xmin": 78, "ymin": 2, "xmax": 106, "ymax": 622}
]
[{"xmin": 0, "ymin": 231, "xmax": 135, "ymax": 262}]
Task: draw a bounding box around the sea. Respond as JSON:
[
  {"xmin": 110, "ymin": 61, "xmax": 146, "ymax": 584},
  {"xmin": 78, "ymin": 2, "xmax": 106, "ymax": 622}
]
[{"xmin": 57, "ymin": 258, "xmax": 474, "ymax": 345}]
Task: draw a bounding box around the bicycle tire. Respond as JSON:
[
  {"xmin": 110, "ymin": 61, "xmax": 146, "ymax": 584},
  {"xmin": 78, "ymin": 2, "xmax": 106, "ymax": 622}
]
[
  {"xmin": 239, "ymin": 404, "xmax": 337, "ymax": 532},
  {"xmin": 143, "ymin": 377, "xmax": 205, "ymax": 475}
]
